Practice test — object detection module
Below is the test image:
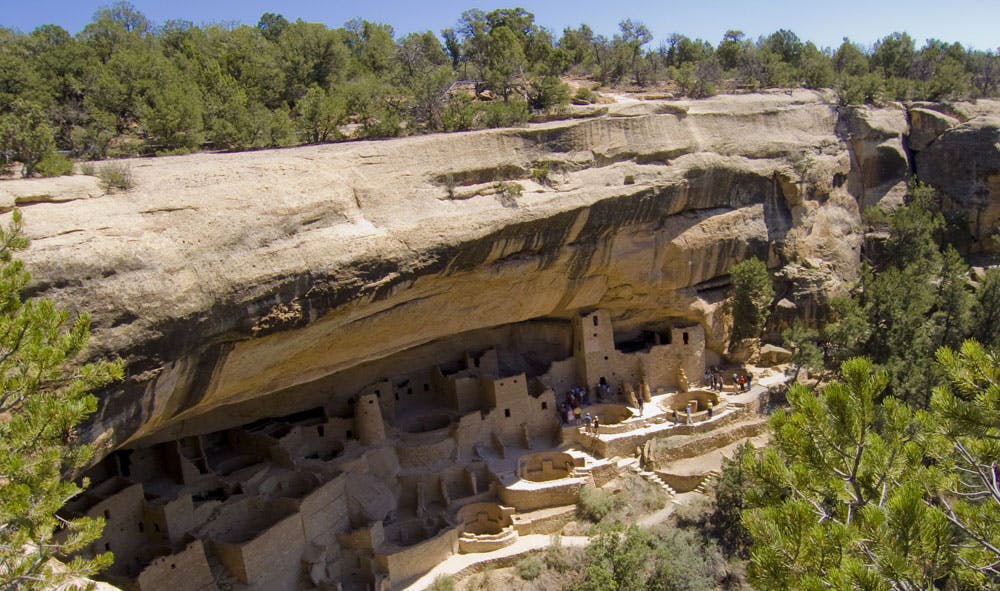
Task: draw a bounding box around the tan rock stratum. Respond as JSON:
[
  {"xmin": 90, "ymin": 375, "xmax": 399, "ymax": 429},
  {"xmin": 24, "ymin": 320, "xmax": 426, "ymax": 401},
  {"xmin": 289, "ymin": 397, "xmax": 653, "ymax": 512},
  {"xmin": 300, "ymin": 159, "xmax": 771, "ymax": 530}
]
[{"xmin": 1, "ymin": 90, "xmax": 997, "ymax": 456}]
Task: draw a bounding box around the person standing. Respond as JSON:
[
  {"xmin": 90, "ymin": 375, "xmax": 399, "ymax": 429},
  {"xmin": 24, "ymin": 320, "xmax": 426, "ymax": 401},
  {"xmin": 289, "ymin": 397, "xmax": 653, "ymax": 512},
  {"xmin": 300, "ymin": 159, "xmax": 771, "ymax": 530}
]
[{"xmin": 686, "ymin": 403, "xmax": 693, "ymax": 425}]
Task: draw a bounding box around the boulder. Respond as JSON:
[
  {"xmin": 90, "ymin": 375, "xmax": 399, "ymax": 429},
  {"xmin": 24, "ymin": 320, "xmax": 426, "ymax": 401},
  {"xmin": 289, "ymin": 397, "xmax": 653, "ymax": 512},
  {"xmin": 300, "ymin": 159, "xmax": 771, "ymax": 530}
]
[
  {"xmin": 908, "ymin": 106, "xmax": 960, "ymax": 151},
  {"xmin": 757, "ymin": 344, "xmax": 793, "ymax": 366}
]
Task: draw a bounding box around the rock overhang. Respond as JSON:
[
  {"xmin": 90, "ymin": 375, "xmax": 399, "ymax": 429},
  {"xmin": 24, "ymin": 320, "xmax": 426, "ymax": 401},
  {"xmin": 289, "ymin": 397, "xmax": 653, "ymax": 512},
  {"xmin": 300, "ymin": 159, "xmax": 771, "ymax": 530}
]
[{"xmin": 1, "ymin": 90, "xmax": 997, "ymax": 456}]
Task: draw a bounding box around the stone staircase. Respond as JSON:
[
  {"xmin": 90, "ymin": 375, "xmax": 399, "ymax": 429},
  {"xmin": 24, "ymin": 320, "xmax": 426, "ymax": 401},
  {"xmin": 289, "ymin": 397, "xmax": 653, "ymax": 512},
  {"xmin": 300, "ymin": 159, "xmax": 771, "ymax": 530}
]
[
  {"xmin": 617, "ymin": 457, "xmax": 676, "ymax": 499},
  {"xmin": 693, "ymin": 470, "xmax": 720, "ymax": 495}
]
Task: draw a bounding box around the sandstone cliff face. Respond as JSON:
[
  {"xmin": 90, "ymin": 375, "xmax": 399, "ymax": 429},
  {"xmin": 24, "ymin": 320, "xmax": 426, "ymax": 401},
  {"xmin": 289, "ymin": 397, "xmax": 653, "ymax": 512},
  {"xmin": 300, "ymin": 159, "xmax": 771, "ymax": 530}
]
[
  {"xmin": 0, "ymin": 91, "xmax": 997, "ymax": 455},
  {"xmin": 913, "ymin": 103, "xmax": 1000, "ymax": 244}
]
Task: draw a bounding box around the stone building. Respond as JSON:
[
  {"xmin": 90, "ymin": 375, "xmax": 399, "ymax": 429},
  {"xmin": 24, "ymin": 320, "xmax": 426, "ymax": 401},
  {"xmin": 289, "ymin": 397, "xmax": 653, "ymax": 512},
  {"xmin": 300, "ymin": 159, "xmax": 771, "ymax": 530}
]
[{"xmin": 69, "ymin": 310, "xmax": 711, "ymax": 590}]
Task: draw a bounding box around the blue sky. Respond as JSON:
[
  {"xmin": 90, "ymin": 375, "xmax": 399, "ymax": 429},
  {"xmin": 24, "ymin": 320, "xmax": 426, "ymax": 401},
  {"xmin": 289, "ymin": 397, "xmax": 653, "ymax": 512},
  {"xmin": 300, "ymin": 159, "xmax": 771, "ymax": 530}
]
[{"xmin": 4, "ymin": 0, "xmax": 999, "ymax": 52}]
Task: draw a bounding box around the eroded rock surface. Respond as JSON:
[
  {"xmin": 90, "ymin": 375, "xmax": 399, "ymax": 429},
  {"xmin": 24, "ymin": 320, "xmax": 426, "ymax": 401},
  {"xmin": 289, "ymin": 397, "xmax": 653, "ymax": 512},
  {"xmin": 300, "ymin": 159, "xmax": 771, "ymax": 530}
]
[{"xmin": 0, "ymin": 90, "xmax": 997, "ymax": 455}]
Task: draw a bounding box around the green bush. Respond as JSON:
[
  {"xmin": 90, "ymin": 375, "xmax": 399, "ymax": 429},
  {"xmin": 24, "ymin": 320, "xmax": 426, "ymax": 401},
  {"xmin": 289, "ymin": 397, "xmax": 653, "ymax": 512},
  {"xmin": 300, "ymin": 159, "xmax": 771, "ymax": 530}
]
[
  {"xmin": 495, "ymin": 181, "xmax": 523, "ymax": 197},
  {"xmin": 443, "ymin": 172, "xmax": 456, "ymax": 198},
  {"xmin": 516, "ymin": 553, "xmax": 544, "ymax": 580},
  {"xmin": 466, "ymin": 567, "xmax": 494, "ymax": 590},
  {"xmin": 493, "ymin": 181, "xmax": 523, "ymax": 207},
  {"xmin": 79, "ymin": 162, "xmax": 96, "ymax": 176},
  {"xmin": 574, "ymin": 86, "xmax": 595, "ymax": 103},
  {"xmin": 528, "ymin": 75, "xmax": 570, "ymax": 111},
  {"xmin": 154, "ymin": 146, "xmax": 195, "ymax": 157},
  {"xmin": 98, "ymin": 162, "xmax": 135, "ymax": 193},
  {"xmin": 426, "ymin": 574, "xmax": 455, "ymax": 591},
  {"xmin": 531, "ymin": 163, "xmax": 552, "ymax": 186},
  {"xmin": 35, "ymin": 152, "xmax": 74, "ymax": 177},
  {"xmin": 578, "ymin": 485, "xmax": 621, "ymax": 522},
  {"xmin": 478, "ymin": 99, "xmax": 530, "ymax": 128},
  {"xmin": 836, "ymin": 73, "xmax": 885, "ymax": 105},
  {"xmin": 544, "ymin": 539, "xmax": 587, "ymax": 573},
  {"xmin": 442, "ymin": 94, "xmax": 477, "ymax": 132}
]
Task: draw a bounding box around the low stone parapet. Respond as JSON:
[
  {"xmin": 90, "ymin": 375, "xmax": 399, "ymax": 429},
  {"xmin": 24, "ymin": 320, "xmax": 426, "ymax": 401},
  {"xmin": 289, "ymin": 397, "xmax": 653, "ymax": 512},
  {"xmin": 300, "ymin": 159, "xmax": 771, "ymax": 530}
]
[
  {"xmin": 458, "ymin": 525, "xmax": 518, "ymax": 553},
  {"xmin": 509, "ymin": 505, "xmax": 577, "ymax": 535},
  {"xmin": 499, "ymin": 477, "xmax": 588, "ymax": 512}
]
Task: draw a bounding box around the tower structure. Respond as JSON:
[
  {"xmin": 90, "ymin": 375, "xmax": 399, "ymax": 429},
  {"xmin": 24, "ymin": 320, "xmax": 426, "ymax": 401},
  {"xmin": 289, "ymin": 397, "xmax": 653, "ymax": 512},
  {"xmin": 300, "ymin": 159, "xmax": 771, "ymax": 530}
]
[
  {"xmin": 573, "ymin": 309, "xmax": 616, "ymax": 389},
  {"xmin": 354, "ymin": 392, "xmax": 386, "ymax": 445}
]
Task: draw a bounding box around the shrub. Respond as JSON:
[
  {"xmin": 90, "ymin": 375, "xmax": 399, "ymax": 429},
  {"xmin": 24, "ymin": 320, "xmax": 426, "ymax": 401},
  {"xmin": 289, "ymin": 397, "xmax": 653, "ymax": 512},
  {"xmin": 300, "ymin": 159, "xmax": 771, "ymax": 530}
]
[
  {"xmin": 465, "ymin": 568, "xmax": 494, "ymax": 590},
  {"xmin": 98, "ymin": 162, "xmax": 135, "ymax": 193},
  {"xmin": 516, "ymin": 553, "xmax": 544, "ymax": 580},
  {"xmin": 835, "ymin": 73, "xmax": 884, "ymax": 106},
  {"xmin": 494, "ymin": 181, "xmax": 523, "ymax": 207},
  {"xmin": 427, "ymin": 574, "xmax": 455, "ymax": 591},
  {"xmin": 544, "ymin": 537, "xmax": 587, "ymax": 573},
  {"xmin": 648, "ymin": 527, "xmax": 728, "ymax": 591},
  {"xmin": 578, "ymin": 485, "xmax": 621, "ymax": 522},
  {"xmin": 531, "ymin": 163, "xmax": 552, "ymax": 186},
  {"xmin": 442, "ymin": 94, "xmax": 477, "ymax": 132},
  {"xmin": 478, "ymin": 99, "xmax": 530, "ymax": 128},
  {"xmin": 35, "ymin": 152, "xmax": 74, "ymax": 177},
  {"xmin": 574, "ymin": 86, "xmax": 595, "ymax": 104},
  {"xmin": 79, "ymin": 162, "xmax": 96, "ymax": 176},
  {"xmin": 528, "ymin": 75, "xmax": 570, "ymax": 111}
]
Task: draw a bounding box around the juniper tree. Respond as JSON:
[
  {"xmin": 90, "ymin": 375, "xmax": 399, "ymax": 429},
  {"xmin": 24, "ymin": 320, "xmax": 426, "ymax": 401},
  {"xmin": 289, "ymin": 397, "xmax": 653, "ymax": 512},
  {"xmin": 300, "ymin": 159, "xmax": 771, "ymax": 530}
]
[{"xmin": 728, "ymin": 257, "xmax": 774, "ymax": 348}]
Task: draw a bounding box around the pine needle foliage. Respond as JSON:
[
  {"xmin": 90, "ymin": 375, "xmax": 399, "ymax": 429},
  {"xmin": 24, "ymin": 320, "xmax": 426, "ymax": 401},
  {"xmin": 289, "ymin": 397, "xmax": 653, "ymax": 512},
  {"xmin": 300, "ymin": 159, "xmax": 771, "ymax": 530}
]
[
  {"xmin": 741, "ymin": 354, "xmax": 999, "ymax": 590},
  {"xmin": 0, "ymin": 210, "xmax": 123, "ymax": 590}
]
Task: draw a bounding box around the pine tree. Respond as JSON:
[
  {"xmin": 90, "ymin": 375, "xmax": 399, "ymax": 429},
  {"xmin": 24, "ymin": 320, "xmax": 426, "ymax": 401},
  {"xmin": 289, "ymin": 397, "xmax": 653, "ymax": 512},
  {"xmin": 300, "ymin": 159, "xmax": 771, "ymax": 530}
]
[
  {"xmin": 973, "ymin": 268, "xmax": 1000, "ymax": 346},
  {"xmin": 0, "ymin": 210, "xmax": 123, "ymax": 590},
  {"xmin": 742, "ymin": 355, "xmax": 999, "ymax": 589},
  {"xmin": 931, "ymin": 341, "xmax": 1000, "ymax": 584}
]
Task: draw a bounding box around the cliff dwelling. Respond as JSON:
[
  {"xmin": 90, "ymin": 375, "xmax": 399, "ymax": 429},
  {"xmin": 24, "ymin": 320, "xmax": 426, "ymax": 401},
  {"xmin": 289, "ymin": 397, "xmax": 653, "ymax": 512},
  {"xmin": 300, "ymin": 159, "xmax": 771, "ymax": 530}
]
[
  {"xmin": 3, "ymin": 87, "xmax": 995, "ymax": 591},
  {"xmin": 66, "ymin": 309, "xmax": 774, "ymax": 591}
]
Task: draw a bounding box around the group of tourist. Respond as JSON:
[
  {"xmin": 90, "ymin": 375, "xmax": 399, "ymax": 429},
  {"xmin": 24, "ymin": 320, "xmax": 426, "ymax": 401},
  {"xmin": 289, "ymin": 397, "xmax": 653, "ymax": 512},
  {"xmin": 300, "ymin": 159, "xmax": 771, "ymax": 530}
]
[
  {"xmin": 558, "ymin": 381, "xmax": 614, "ymax": 433},
  {"xmin": 560, "ymin": 386, "xmax": 588, "ymax": 426},
  {"xmin": 705, "ymin": 367, "xmax": 753, "ymax": 392}
]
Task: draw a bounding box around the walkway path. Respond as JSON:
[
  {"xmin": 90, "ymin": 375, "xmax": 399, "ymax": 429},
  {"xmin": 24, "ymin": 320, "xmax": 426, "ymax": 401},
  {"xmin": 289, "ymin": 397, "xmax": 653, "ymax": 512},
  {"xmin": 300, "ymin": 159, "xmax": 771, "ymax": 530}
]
[{"xmin": 401, "ymin": 533, "xmax": 590, "ymax": 591}]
